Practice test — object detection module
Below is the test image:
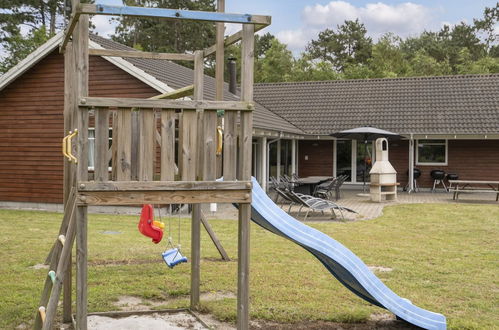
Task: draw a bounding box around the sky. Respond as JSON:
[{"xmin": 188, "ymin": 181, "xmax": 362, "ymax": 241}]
[{"xmin": 91, "ymin": 0, "xmax": 498, "ymax": 53}]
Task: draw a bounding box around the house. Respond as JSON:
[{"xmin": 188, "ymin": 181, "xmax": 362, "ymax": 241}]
[
  {"xmin": 0, "ymin": 33, "xmax": 498, "ymax": 209},
  {"xmin": 253, "ymin": 76, "xmax": 499, "ymax": 190}
]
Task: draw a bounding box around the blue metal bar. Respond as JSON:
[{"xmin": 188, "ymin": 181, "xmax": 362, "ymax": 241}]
[{"xmin": 88, "ymin": 4, "xmax": 267, "ymax": 24}]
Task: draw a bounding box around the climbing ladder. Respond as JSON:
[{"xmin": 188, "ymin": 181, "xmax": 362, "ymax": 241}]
[{"xmin": 34, "ymin": 189, "xmax": 77, "ymax": 330}]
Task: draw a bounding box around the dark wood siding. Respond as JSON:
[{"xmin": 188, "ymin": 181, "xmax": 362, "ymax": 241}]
[
  {"xmin": 296, "ymin": 139, "xmax": 499, "ymax": 189},
  {"xmin": 0, "ymin": 50, "xmax": 159, "ymax": 203},
  {"xmin": 298, "ymin": 140, "xmax": 333, "ymax": 177}
]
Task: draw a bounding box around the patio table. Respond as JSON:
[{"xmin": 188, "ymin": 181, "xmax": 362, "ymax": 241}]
[
  {"xmin": 292, "ymin": 176, "xmax": 333, "ymax": 195},
  {"xmin": 448, "ymin": 180, "xmax": 499, "ymax": 201}
]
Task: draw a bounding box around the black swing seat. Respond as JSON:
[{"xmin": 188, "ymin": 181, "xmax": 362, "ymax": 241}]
[{"xmin": 162, "ymin": 248, "xmax": 188, "ymax": 268}]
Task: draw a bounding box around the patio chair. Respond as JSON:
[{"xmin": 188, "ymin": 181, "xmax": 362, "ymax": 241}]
[
  {"xmin": 313, "ymin": 178, "xmax": 338, "ymax": 200},
  {"xmin": 332, "ymin": 175, "xmax": 348, "ymax": 200},
  {"xmin": 287, "ymin": 190, "xmax": 356, "ymax": 221},
  {"xmin": 273, "ymin": 187, "xmax": 295, "ymax": 211}
]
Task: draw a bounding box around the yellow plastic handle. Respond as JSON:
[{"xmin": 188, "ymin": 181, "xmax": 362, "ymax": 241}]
[
  {"xmin": 66, "ymin": 129, "xmax": 78, "ymax": 163},
  {"xmin": 216, "ymin": 126, "xmax": 223, "ymax": 156},
  {"xmin": 62, "ymin": 135, "xmax": 69, "ymax": 160}
]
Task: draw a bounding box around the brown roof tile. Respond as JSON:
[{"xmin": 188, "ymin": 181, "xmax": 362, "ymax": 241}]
[{"xmin": 253, "ymin": 75, "xmax": 499, "ymax": 135}]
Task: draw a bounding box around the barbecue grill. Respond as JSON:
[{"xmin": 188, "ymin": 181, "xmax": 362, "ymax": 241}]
[
  {"xmin": 404, "ymin": 168, "xmax": 421, "ymax": 192},
  {"xmin": 446, "ymin": 173, "xmax": 459, "ymax": 190},
  {"xmin": 431, "ymin": 169, "xmax": 447, "ymax": 192}
]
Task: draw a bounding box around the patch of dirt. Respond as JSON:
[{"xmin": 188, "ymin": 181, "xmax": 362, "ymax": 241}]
[
  {"xmin": 113, "ymin": 291, "xmax": 236, "ymax": 311},
  {"xmin": 367, "ymin": 266, "xmax": 393, "ymax": 273},
  {"xmin": 250, "ymin": 318, "xmax": 418, "ymax": 330},
  {"xmin": 87, "ymin": 313, "xmax": 207, "ymax": 330},
  {"xmin": 30, "ymin": 263, "xmax": 49, "ymax": 269},
  {"xmin": 89, "ymin": 259, "xmax": 158, "ymax": 267}
]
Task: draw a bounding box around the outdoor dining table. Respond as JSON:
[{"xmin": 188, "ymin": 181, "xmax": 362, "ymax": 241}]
[
  {"xmin": 448, "ymin": 180, "xmax": 499, "ymax": 201},
  {"xmin": 291, "ymin": 176, "xmax": 333, "ymax": 195}
]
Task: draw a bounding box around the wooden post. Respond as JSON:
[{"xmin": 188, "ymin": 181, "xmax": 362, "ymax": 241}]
[
  {"xmin": 73, "ymin": 0, "xmax": 89, "ymax": 327},
  {"xmin": 237, "ymin": 23, "xmax": 254, "ymax": 330},
  {"xmin": 215, "ymin": 0, "xmax": 225, "ymax": 178},
  {"xmin": 62, "ymin": 40, "xmax": 75, "ymax": 323},
  {"xmin": 76, "ymin": 206, "xmax": 88, "ymax": 330},
  {"xmin": 188, "ymin": 50, "xmax": 203, "ymax": 311}
]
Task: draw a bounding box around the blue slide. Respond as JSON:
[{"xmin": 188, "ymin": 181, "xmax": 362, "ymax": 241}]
[{"xmin": 249, "ymin": 178, "xmax": 446, "ymax": 330}]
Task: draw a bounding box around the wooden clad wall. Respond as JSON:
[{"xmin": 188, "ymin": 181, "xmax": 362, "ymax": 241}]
[
  {"xmin": 390, "ymin": 140, "xmax": 499, "ymax": 188},
  {"xmin": 296, "ymin": 139, "xmax": 499, "ymax": 189},
  {"xmin": 0, "ymin": 50, "xmax": 159, "ymax": 203},
  {"xmin": 297, "ymin": 140, "xmax": 334, "ymax": 177}
]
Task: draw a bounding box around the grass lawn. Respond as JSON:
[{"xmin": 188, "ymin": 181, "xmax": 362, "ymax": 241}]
[{"xmin": 0, "ymin": 203, "xmax": 497, "ymax": 329}]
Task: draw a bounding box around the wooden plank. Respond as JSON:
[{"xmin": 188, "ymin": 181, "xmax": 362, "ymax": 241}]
[
  {"xmin": 181, "ymin": 109, "xmax": 197, "ymax": 181},
  {"xmin": 80, "ymin": 97, "xmax": 253, "ymax": 111},
  {"xmin": 76, "ymin": 10, "xmax": 89, "ymax": 182},
  {"xmin": 78, "ymin": 180, "xmax": 250, "ymax": 191},
  {"xmin": 237, "ymin": 204, "xmax": 251, "ymax": 330},
  {"xmin": 88, "ymin": 48, "xmax": 195, "ymax": 61},
  {"xmin": 191, "ymin": 50, "xmax": 204, "ymax": 311},
  {"xmin": 62, "ymin": 41, "xmax": 75, "ymax": 323},
  {"xmin": 150, "ymin": 85, "xmax": 194, "ymax": 100},
  {"xmin": 41, "ymin": 201, "xmax": 77, "ymax": 330},
  {"xmin": 130, "ymin": 111, "xmax": 140, "ymax": 181},
  {"xmin": 111, "ymin": 111, "xmax": 118, "ymax": 180},
  {"xmin": 160, "ymin": 110, "xmax": 176, "ymax": 181},
  {"xmin": 223, "ymin": 111, "xmax": 237, "ymax": 180},
  {"xmin": 237, "ymin": 23, "xmax": 255, "ymax": 330},
  {"xmin": 203, "ymin": 111, "xmax": 217, "ymax": 179},
  {"xmin": 116, "ymin": 110, "xmax": 132, "ymax": 180},
  {"xmin": 194, "ymin": 50, "xmax": 204, "ymax": 181},
  {"xmin": 138, "ymin": 109, "xmax": 155, "ymax": 181},
  {"xmin": 94, "ymin": 108, "xmax": 109, "ymax": 182},
  {"xmin": 77, "ymin": 190, "xmax": 251, "ymax": 205},
  {"xmin": 60, "ymin": 12, "xmax": 81, "ymax": 53},
  {"xmin": 190, "ymin": 203, "xmax": 201, "ymax": 311},
  {"xmin": 203, "ymin": 24, "xmax": 267, "ymax": 57},
  {"xmin": 76, "ymin": 206, "xmax": 87, "ymax": 330},
  {"xmin": 200, "ymin": 211, "xmax": 230, "ymax": 261},
  {"xmin": 79, "ymin": 3, "xmax": 271, "ymax": 25}
]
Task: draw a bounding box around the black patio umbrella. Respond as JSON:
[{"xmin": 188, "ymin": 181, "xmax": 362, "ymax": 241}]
[{"xmin": 330, "ymin": 127, "xmax": 403, "ymax": 191}]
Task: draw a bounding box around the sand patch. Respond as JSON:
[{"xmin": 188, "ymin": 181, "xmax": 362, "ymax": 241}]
[
  {"xmin": 88, "ymin": 313, "xmax": 206, "ymax": 330},
  {"xmin": 368, "ymin": 265, "xmax": 393, "ymax": 272}
]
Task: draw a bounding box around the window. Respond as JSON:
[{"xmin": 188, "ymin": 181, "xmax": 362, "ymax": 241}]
[
  {"xmin": 88, "ymin": 128, "xmax": 113, "ymax": 171},
  {"xmin": 416, "ymin": 139, "xmax": 447, "ymax": 165}
]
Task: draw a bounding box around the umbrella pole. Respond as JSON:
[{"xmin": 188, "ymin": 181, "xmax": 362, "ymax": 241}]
[{"xmin": 363, "ymin": 140, "xmax": 367, "ymax": 192}]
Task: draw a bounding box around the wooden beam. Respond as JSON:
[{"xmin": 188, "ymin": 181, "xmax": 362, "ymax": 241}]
[
  {"xmin": 59, "ymin": 12, "xmax": 81, "ymax": 53},
  {"xmin": 79, "ymin": 4, "xmax": 271, "ymax": 25},
  {"xmin": 80, "ymin": 97, "xmax": 254, "ymax": 110},
  {"xmin": 150, "ymin": 85, "xmax": 194, "ymax": 100},
  {"xmin": 204, "ymin": 24, "xmax": 266, "ymax": 57},
  {"xmin": 200, "ymin": 211, "xmax": 230, "ymax": 261},
  {"xmin": 77, "ymin": 190, "xmax": 251, "ymax": 205},
  {"xmin": 88, "ymin": 48, "xmax": 195, "ymax": 61},
  {"xmin": 78, "ymin": 180, "xmax": 250, "ymax": 191}
]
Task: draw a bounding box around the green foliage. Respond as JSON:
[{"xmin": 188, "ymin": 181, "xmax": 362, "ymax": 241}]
[
  {"xmin": 0, "ymin": 0, "xmax": 68, "ymax": 73},
  {"xmin": 0, "ymin": 26, "xmax": 50, "ymax": 73},
  {"xmin": 111, "ymin": 0, "xmax": 216, "ymax": 54},
  {"xmin": 306, "ymin": 19, "xmax": 372, "ymax": 71},
  {"xmin": 255, "ymin": 39, "xmax": 293, "ymax": 83}
]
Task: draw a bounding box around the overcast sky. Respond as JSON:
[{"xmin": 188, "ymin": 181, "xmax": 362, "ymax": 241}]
[{"xmin": 90, "ymin": 0, "xmax": 498, "ymax": 53}]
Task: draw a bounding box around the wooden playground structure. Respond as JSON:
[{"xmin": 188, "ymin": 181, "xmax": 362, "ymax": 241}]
[{"xmin": 34, "ymin": 1, "xmax": 271, "ymax": 329}]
